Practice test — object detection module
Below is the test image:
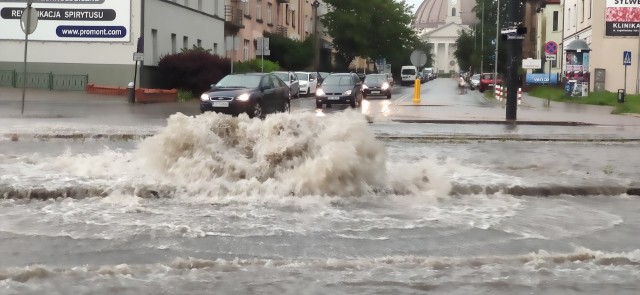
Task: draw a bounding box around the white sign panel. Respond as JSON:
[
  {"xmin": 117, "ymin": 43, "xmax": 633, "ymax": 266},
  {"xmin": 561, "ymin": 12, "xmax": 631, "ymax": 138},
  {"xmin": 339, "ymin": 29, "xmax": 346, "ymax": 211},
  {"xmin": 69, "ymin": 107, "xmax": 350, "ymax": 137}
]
[
  {"xmin": 522, "ymin": 58, "xmax": 542, "ymax": 69},
  {"xmin": 0, "ymin": 0, "xmax": 131, "ymax": 42}
]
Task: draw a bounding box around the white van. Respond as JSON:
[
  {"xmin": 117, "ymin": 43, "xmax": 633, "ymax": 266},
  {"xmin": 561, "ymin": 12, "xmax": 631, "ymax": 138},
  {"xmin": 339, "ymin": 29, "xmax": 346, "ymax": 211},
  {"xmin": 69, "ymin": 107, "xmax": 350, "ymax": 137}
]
[{"xmin": 400, "ymin": 65, "xmax": 418, "ymax": 86}]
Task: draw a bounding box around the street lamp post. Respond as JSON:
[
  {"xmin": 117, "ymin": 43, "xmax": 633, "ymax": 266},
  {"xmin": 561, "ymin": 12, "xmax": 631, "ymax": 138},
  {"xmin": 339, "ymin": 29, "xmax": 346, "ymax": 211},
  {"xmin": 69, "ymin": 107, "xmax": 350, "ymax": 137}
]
[
  {"xmin": 494, "ymin": 0, "xmax": 499, "ymax": 91},
  {"xmin": 312, "ymin": 0, "xmax": 320, "ymax": 72},
  {"xmin": 480, "ymin": 1, "xmax": 484, "ymax": 73}
]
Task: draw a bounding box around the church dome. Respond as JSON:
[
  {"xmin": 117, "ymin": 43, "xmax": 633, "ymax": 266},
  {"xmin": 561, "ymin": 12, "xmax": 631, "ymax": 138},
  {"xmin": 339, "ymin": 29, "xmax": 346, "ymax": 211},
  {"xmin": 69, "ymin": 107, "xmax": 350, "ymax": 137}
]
[{"xmin": 414, "ymin": 0, "xmax": 478, "ymax": 29}]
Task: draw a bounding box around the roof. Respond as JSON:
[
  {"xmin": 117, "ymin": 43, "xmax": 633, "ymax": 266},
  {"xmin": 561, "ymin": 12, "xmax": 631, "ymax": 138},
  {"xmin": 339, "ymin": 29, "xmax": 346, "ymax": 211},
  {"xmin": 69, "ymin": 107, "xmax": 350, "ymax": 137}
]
[{"xmin": 413, "ymin": 0, "xmax": 477, "ymax": 29}]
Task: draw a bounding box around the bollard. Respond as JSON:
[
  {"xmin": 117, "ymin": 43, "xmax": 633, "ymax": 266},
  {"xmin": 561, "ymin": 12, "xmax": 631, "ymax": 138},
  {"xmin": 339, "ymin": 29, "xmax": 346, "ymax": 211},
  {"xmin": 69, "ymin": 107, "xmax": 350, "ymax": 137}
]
[
  {"xmin": 518, "ymin": 88, "xmax": 522, "ymax": 105},
  {"xmin": 127, "ymin": 82, "xmax": 135, "ymax": 104},
  {"xmin": 495, "ymin": 85, "xmax": 501, "ymax": 100},
  {"xmin": 413, "ymin": 78, "xmax": 421, "ymax": 104}
]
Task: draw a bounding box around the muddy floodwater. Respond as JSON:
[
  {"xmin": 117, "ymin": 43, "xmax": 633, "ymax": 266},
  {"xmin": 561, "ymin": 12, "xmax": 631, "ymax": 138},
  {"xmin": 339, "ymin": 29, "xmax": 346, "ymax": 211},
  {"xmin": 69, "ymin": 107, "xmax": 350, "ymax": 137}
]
[{"xmin": 1, "ymin": 111, "xmax": 639, "ymax": 295}]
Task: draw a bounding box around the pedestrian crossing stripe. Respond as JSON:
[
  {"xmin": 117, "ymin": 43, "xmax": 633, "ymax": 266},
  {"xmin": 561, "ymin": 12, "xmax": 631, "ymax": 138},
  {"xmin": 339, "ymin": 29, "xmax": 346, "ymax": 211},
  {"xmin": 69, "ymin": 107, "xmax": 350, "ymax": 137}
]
[{"xmin": 624, "ymin": 51, "xmax": 632, "ymax": 65}]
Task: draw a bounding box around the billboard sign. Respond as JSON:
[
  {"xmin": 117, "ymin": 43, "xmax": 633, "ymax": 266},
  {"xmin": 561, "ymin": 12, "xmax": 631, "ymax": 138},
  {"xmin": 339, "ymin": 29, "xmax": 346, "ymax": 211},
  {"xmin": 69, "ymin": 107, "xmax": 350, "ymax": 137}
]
[
  {"xmin": 0, "ymin": 0, "xmax": 130, "ymax": 42},
  {"xmin": 606, "ymin": 0, "xmax": 640, "ymax": 36},
  {"xmin": 526, "ymin": 73, "xmax": 558, "ymax": 85}
]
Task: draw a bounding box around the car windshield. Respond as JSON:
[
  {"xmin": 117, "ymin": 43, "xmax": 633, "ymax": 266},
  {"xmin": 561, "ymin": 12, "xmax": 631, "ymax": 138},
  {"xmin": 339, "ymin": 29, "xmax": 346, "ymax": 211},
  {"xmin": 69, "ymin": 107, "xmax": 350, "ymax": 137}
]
[
  {"xmin": 364, "ymin": 75, "xmax": 386, "ymax": 84},
  {"xmin": 402, "ymin": 69, "xmax": 416, "ymax": 75},
  {"xmin": 216, "ymin": 75, "xmax": 262, "ymax": 88},
  {"xmin": 472, "ymin": 74, "xmax": 480, "ymax": 80},
  {"xmin": 482, "ymin": 74, "xmax": 494, "ymax": 80},
  {"xmin": 295, "ymin": 73, "xmax": 310, "ymax": 81},
  {"xmin": 322, "ymin": 75, "xmax": 353, "ymax": 86},
  {"xmin": 273, "ymin": 72, "xmax": 289, "ymax": 81}
]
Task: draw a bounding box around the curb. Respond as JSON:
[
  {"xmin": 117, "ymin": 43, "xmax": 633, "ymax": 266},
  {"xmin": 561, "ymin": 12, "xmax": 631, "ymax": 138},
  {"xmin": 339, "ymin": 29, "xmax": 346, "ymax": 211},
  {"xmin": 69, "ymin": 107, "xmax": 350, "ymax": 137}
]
[{"xmin": 391, "ymin": 119, "xmax": 593, "ymax": 126}]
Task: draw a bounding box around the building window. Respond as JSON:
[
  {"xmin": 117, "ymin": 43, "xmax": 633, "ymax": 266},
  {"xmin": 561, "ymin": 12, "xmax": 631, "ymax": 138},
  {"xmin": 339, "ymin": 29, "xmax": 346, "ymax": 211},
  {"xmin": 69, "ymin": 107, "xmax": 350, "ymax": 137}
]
[
  {"xmin": 197, "ymin": 39, "xmax": 202, "ymax": 48},
  {"xmin": 452, "ymin": 8, "xmax": 456, "ymax": 17},
  {"xmin": 567, "ymin": 7, "xmax": 571, "ymax": 30},
  {"xmin": 581, "ymin": 0, "xmax": 584, "ymax": 23},
  {"xmin": 292, "ymin": 10, "xmax": 296, "ymax": 28},
  {"xmin": 285, "ymin": 5, "xmax": 289, "ymax": 24},
  {"xmin": 257, "ymin": 0, "xmax": 262, "ymax": 20},
  {"xmin": 152, "ymin": 29, "xmax": 158, "ymax": 64},
  {"xmin": 267, "ymin": 3, "xmax": 272, "ymax": 24},
  {"xmin": 214, "ymin": 0, "xmax": 219, "ymax": 15},
  {"xmin": 198, "ymin": 0, "xmax": 202, "ymax": 10},
  {"xmin": 244, "ymin": 1, "xmax": 250, "ymax": 17},
  {"xmin": 183, "ymin": 36, "xmax": 188, "ymax": 49},
  {"xmin": 243, "ymin": 39, "xmax": 249, "ymax": 61},
  {"xmin": 589, "ymin": 0, "xmax": 592, "ymax": 19},
  {"xmin": 551, "ymin": 60, "xmax": 557, "ymax": 68},
  {"xmin": 552, "ymin": 11, "xmax": 558, "ymax": 31},
  {"xmin": 184, "ymin": 0, "xmax": 189, "ymax": 7},
  {"xmin": 573, "ymin": 4, "xmax": 577, "ymax": 27},
  {"xmin": 171, "ymin": 33, "xmax": 176, "ymax": 54},
  {"xmin": 214, "ymin": 43, "xmax": 218, "ymax": 55}
]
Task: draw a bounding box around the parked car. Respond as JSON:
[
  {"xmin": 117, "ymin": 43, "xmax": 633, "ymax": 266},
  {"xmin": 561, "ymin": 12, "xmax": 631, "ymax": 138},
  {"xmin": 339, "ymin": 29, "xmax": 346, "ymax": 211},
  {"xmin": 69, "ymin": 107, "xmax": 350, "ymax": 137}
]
[
  {"xmin": 272, "ymin": 71, "xmax": 300, "ymax": 98},
  {"xmin": 479, "ymin": 73, "xmax": 502, "ymax": 92},
  {"xmin": 200, "ymin": 73, "xmax": 290, "ymax": 118},
  {"xmin": 295, "ymin": 71, "xmax": 320, "ymax": 97},
  {"xmin": 400, "ymin": 65, "xmax": 418, "ymax": 86},
  {"xmin": 363, "ymin": 74, "xmax": 392, "ymax": 99},
  {"xmin": 315, "ymin": 73, "xmax": 364, "ymax": 109},
  {"xmin": 470, "ymin": 74, "xmax": 481, "ymax": 90}
]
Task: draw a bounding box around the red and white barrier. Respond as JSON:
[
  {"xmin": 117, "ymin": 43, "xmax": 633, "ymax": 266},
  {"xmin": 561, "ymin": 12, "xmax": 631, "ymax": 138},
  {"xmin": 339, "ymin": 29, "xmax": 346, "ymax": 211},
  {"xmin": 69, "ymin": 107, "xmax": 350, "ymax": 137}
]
[
  {"xmin": 495, "ymin": 85, "xmax": 502, "ymax": 101},
  {"xmin": 518, "ymin": 88, "xmax": 522, "ymax": 105}
]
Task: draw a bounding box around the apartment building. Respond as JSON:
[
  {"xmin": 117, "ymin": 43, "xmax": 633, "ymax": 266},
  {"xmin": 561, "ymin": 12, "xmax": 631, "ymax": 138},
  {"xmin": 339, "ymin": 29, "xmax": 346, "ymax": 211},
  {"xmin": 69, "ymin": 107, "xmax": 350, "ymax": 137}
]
[
  {"xmin": 0, "ymin": 0, "xmax": 225, "ymax": 88},
  {"xmin": 535, "ymin": 0, "xmax": 563, "ymax": 74},
  {"xmin": 225, "ymin": 0, "xmax": 330, "ymax": 63},
  {"xmin": 560, "ymin": 0, "xmax": 640, "ymax": 93}
]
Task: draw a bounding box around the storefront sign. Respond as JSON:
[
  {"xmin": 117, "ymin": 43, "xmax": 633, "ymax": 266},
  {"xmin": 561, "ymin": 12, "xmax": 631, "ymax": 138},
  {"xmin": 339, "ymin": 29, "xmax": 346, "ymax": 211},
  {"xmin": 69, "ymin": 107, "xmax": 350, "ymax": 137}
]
[
  {"xmin": 606, "ymin": 0, "xmax": 640, "ymax": 36},
  {"xmin": 0, "ymin": 0, "xmax": 129, "ymax": 42}
]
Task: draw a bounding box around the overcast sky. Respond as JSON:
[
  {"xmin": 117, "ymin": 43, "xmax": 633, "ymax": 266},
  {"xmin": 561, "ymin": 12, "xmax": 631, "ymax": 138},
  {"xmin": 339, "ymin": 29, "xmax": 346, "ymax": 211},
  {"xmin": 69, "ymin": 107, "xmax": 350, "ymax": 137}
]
[{"xmin": 402, "ymin": 0, "xmax": 424, "ymax": 14}]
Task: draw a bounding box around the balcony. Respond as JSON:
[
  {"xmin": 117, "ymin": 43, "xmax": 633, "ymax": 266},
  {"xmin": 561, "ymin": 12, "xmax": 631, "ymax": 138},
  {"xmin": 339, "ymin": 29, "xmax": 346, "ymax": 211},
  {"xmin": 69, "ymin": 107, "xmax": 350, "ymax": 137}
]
[
  {"xmin": 275, "ymin": 25, "xmax": 287, "ymax": 36},
  {"xmin": 276, "ymin": 0, "xmax": 289, "ymax": 3},
  {"xmin": 224, "ymin": 5, "xmax": 244, "ymax": 30}
]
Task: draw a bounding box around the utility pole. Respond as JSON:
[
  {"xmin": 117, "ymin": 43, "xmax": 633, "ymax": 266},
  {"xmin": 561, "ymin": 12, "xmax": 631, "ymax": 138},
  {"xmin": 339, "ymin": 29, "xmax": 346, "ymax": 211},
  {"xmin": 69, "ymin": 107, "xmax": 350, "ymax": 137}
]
[
  {"xmin": 312, "ymin": 0, "xmax": 320, "ymax": 71},
  {"xmin": 480, "ymin": 1, "xmax": 484, "ymax": 73},
  {"xmin": 505, "ymin": 0, "xmax": 524, "ymax": 121},
  {"xmin": 493, "ymin": 0, "xmax": 499, "ymax": 94}
]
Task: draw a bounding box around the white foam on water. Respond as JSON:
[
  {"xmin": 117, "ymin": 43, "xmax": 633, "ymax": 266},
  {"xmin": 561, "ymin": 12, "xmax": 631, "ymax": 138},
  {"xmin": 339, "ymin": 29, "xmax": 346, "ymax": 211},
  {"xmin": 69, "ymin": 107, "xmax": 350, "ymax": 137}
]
[{"xmin": 1, "ymin": 248, "xmax": 639, "ymax": 295}]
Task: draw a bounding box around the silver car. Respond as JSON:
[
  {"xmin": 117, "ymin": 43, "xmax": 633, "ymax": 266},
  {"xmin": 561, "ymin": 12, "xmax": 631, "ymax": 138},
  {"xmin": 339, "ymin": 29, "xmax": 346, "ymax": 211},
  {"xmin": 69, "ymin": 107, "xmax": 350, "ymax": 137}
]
[
  {"xmin": 272, "ymin": 71, "xmax": 300, "ymax": 98},
  {"xmin": 470, "ymin": 74, "xmax": 481, "ymax": 90}
]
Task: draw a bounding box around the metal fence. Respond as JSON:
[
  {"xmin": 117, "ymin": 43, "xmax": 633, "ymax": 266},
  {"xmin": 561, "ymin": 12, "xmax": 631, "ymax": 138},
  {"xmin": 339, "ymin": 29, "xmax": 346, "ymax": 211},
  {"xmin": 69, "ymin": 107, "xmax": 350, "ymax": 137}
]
[{"xmin": 0, "ymin": 70, "xmax": 88, "ymax": 91}]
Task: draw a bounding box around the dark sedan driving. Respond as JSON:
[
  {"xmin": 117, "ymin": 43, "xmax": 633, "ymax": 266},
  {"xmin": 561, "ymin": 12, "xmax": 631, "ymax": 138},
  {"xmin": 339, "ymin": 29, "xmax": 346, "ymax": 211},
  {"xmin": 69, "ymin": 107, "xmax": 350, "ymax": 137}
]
[
  {"xmin": 315, "ymin": 73, "xmax": 363, "ymax": 109},
  {"xmin": 200, "ymin": 73, "xmax": 290, "ymax": 118},
  {"xmin": 362, "ymin": 74, "xmax": 392, "ymax": 99}
]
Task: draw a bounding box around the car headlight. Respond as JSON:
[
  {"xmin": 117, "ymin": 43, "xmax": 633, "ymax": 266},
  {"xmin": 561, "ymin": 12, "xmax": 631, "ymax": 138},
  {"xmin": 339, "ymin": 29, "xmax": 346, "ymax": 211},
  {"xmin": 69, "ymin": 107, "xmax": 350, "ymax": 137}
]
[
  {"xmin": 236, "ymin": 93, "xmax": 250, "ymax": 101},
  {"xmin": 343, "ymin": 90, "xmax": 352, "ymax": 95},
  {"xmin": 362, "ymin": 84, "xmax": 368, "ymax": 89},
  {"xmin": 316, "ymin": 88, "xmax": 325, "ymax": 96},
  {"xmin": 200, "ymin": 93, "xmax": 210, "ymax": 101},
  {"xmin": 381, "ymin": 83, "xmax": 389, "ymax": 90}
]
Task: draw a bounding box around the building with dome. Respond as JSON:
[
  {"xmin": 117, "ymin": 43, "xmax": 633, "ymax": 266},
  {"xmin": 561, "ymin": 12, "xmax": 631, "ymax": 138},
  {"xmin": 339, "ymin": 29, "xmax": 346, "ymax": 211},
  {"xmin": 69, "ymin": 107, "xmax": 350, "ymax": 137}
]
[{"xmin": 413, "ymin": 0, "xmax": 477, "ymax": 74}]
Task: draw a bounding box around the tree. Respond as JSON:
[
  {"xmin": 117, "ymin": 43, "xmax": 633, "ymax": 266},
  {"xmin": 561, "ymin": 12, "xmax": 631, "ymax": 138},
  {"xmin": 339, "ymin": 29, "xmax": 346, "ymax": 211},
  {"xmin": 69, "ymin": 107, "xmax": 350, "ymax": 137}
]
[
  {"xmin": 322, "ymin": 0, "xmax": 418, "ymax": 68},
  {"xmin": 263, "ymin": 32, "xmax": 313, "ymax": 70},
  {"xmin": 454, "ymin": 29, "xmax": 476, "ymax": 72}
]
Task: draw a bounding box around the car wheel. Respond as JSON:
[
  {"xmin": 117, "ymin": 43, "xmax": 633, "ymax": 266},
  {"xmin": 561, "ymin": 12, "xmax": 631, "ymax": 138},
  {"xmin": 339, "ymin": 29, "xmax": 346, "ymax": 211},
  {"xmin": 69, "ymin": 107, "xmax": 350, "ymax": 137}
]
[
  {"xmin": 283, "ymin": 100, "xmax": 290, "ymax": 113},
  {"xmin": 350, "ymin": 95, "xmax": 358, "ymax": 108},
  {"xmin": 316, "ymin": 101, "xmax": 322, "ymax": 109},
  {"xmin": 387, "ymin": 93, "xmax": 391, "ymax": 99},
  {"xmin": 250, "ymin": 101, "xmax": 263, "ymax": 118}
]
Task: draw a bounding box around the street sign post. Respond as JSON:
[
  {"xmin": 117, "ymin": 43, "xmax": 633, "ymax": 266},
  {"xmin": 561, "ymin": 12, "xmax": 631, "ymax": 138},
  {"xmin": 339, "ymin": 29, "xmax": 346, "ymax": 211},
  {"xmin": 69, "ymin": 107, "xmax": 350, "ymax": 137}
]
[
  {"xmin": 257, "ymin": 37, "xmax": 270, "ymax": 72},
  {"xmin": 624, "ymin": 50, "xmax": 632, "ymax": 96},
  {"xmin": 544, "ymin": 41, "xmax": 558, "ymax": 55},
  {"xmin": 410, "ymin": 50, "xmax": 427, "ymax": 68},
  {"xmin": 20, "ymin": 1, "xmax": 37, "ymax": 115}
]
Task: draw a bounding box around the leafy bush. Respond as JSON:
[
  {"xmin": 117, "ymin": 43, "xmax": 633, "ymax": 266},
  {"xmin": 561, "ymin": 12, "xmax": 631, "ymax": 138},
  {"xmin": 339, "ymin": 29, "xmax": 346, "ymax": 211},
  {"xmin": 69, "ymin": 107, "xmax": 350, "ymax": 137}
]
[
  {"xmin": 234, "ymin": 59, "xmax": 281, "ymax": 73},
  {"xmin": 158, "ymin": 51, "xmax": 230, "ymax": 95},
  {"xmin": 263, "ymin": 32, "xmax": 314, "ymax": 70},
  {"xmin": 177, "ymin": 89, "xmax": 194, "ymax": 101}
]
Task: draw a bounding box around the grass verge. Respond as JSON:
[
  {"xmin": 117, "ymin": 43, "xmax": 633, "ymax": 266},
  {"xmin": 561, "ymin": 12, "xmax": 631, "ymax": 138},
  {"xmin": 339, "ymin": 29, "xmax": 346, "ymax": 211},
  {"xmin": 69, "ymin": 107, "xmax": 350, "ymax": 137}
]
[{"xmin": 528, "ymin": 86, "xmax": 640, "ymax": 114}]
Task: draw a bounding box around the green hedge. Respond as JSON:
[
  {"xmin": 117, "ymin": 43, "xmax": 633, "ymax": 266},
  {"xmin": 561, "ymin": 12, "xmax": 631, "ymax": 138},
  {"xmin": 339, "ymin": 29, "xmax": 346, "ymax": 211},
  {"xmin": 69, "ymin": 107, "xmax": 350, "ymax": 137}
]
[{"xmin": 234, "ymin": 59, "xmax": 281, "ymax": 74}]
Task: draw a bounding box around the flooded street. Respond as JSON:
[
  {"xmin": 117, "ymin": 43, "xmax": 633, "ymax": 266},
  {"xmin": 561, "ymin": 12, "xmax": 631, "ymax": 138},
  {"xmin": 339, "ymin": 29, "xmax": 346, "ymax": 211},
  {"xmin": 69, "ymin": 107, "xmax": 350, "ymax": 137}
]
[{"xmin": 1, "ymin": 111, "xmax": 640, "ymax": 294}]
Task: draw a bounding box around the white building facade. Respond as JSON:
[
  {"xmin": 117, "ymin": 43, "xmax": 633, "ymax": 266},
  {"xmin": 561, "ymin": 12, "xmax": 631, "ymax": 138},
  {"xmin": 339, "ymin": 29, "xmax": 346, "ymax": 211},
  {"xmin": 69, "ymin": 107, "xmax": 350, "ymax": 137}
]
[{"xmin": 0, "ymin": 0, "xmax": 225, "ymax": 88}]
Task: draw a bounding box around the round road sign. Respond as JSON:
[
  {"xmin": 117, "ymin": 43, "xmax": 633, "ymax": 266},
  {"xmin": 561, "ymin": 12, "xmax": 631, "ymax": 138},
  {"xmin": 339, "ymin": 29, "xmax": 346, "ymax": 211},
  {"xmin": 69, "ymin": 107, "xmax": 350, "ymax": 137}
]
[
  {"xmin": 20, "ymin": 7, "xmax": 38, "ymax": 35},
  {"xmin": 410, "ymin": 50, "xmax": 427, "ymax": 67},
  {"xmin": 544, "ymin": 41, "xmax": 558, "ymax": 55}
]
